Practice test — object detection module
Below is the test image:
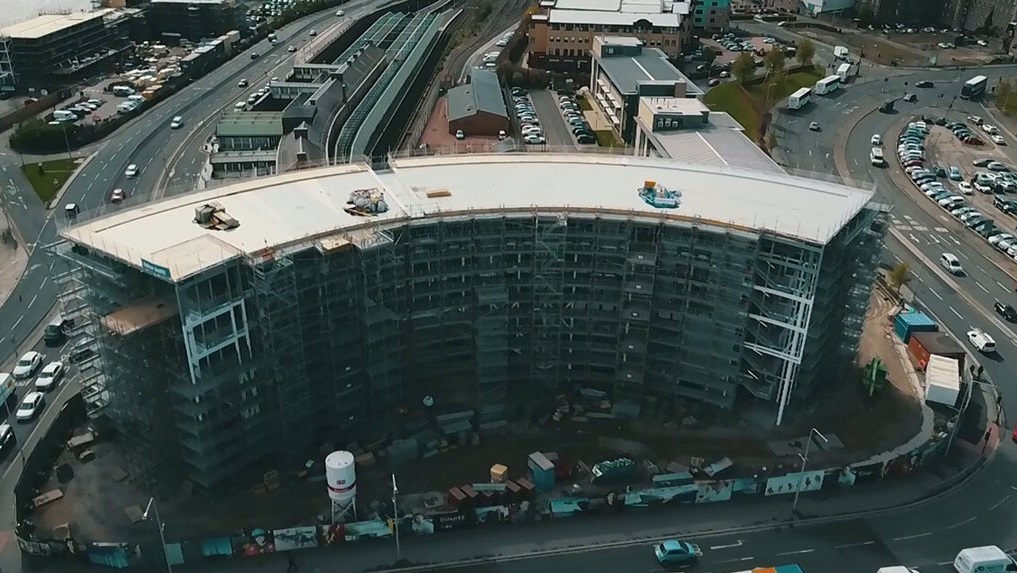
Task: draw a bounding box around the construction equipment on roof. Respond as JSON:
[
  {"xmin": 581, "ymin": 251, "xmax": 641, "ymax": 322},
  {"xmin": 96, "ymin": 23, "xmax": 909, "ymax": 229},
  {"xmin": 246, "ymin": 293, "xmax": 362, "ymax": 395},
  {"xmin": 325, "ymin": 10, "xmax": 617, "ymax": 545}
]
[
  {"xmin": 193, "ymin": 202, "xmax": 240, "ymax": 230},
  {"xmin": 345, "ymin": 188, "xmax": 389, "ymax": 216},
  {"xmin": 638, "ymin": 180, "xmax": 681, "ymax": 209}
]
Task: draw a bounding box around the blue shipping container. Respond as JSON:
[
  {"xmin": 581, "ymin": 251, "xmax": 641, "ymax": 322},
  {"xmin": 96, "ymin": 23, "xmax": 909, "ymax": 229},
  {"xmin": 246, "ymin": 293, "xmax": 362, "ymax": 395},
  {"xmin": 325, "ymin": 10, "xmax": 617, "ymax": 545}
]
[{"xmin": 893, "ymin": 309, "xmax": 937, "ymax": 343}]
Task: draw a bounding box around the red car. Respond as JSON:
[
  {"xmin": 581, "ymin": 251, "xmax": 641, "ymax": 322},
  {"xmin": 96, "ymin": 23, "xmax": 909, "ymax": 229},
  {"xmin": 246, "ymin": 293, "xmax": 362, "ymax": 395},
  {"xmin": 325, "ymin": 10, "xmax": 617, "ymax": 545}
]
[
  {"xmin": 110, "ymin": 188, "xmax": 125, "ymax": 203},
  {"xmin": 1012, "ymin": 422, "xmax": 1017, "ymax": 443}
]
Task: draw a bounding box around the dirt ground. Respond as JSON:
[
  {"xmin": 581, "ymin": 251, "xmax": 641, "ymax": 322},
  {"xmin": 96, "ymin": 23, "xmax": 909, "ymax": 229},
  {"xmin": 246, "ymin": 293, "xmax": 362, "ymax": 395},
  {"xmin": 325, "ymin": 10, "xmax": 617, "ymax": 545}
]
[
  {"xmin": 29, "ymin": 290, "xmax": 924, "ymax": 543},
  {"xmin": 418, "ymin": 96, "xmax": 502, "ymax": 153},
  {"xmin": 798, "ymin": 28, "xmax": 995, "ymax": 68}
]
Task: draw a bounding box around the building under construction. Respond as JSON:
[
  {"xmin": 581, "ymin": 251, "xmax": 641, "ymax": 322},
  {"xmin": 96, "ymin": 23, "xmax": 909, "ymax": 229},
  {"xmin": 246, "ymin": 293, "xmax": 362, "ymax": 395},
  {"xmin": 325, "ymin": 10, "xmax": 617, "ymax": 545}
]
[{"xmin": 54, "ymin": 154, "xmax": 887, "ymax": 489}]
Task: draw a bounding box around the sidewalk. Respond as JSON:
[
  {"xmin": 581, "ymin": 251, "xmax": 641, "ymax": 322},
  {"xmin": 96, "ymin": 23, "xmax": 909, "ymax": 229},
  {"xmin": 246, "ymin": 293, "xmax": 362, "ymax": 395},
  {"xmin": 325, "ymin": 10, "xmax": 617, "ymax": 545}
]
[{"xmin": 0, "ymin": 210, "xmax": 28, "ymax": 309}]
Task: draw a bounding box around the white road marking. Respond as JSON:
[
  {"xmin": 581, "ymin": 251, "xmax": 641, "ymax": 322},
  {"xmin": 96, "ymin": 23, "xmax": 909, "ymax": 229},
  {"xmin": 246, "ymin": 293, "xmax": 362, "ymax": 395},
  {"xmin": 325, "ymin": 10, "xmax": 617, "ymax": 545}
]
[
  {"xmin": 990, "ymin": 494, "xmax": 1010, "ymax": 511},
  {"xmin": 28, "ymin": 294, "xmax": 37, "ymax": 308},
  {"xmin": 947, "ymin": 516, "xmax": 977, "ymax": 529},
  {"xmin": 977, "ymin": 282, "xmax": 990, "ymax": 293},
  {"xmin": 998, "ymin": 280, "xmax": 1009, "ymax": 290},
  {"xmin": 774, "ymin": 549, "xmax": 815, "ymax": 556},
  {"xmin": 710, "ymin": 541, "xmax": 743, "ymax": 550},
  {"xmin": 929, "ymin": 287, "xmax": 943, "ymax": 300},
  {"xmin": 715, "ymin": 557, "xmax": 756, "ymax": 564},
  {"xmin": 12, "ymin": 315, "xmax": 22, "ymax": 329},
  {"xmin": 939, "ymin": 561, "xmax": 954, "ymax": 566},
  {"xmin": 893, "ymin": 532, "xmax": 933, "ymax": 541},
  {"xmin": 950, "ymin": 306, "xmax": 963, "ymax": 319},
  {"xmin": 834, "ymin": 541, "xmax": 876, "ymax": 549}
]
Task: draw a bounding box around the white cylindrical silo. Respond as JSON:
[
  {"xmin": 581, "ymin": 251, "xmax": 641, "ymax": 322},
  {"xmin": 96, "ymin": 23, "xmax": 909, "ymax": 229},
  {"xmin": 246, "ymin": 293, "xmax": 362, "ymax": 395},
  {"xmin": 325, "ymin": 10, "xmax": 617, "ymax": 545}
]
[{"xmin": 325, "ymin": 450, "xmax": 357, "ymax": 506}]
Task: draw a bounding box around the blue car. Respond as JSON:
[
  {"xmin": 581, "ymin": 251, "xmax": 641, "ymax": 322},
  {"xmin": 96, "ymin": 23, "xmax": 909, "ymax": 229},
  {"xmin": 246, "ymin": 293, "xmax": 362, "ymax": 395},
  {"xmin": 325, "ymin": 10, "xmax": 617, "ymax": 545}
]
[
  {"xmin": 654, "ymin": 539, "xmax": 702, "ymax": 564},
  {"xmin": 949, "ymin": 166, "xmax": 963, "ymax": 181}
]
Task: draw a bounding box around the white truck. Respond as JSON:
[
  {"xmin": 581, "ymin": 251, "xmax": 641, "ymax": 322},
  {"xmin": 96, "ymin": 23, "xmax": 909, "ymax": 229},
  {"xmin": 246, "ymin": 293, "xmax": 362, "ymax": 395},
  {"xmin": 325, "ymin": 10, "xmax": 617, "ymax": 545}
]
[
  {"xmin": 834, "ymin": 45, "xmax": 850, "ymax": 60},
  {"xmin": 836, "ymin": 62, "xmax": 858, "ymax": 82},
  {"xmin": 953, "ymin": 546, "xmax": 1017, "ymax": 573}
]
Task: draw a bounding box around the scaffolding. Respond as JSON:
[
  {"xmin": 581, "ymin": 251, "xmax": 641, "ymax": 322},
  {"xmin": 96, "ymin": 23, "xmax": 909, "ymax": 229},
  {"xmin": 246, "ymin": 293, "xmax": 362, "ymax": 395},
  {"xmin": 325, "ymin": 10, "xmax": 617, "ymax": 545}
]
[
  {"xmin": 52, "ymin": 201, "xmax": 887, "ymax": 489},
  {"xmin": 0, "ymin": 34, "xmax": 14, "ymax": 93}
]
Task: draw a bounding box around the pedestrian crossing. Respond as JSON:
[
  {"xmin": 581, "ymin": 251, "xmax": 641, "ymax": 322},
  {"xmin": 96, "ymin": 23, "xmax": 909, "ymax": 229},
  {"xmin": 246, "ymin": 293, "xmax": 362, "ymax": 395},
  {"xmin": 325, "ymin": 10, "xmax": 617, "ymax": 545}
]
[{"xmin": 890, "ymin": 214, "xmax": 948, "ymax": 234}]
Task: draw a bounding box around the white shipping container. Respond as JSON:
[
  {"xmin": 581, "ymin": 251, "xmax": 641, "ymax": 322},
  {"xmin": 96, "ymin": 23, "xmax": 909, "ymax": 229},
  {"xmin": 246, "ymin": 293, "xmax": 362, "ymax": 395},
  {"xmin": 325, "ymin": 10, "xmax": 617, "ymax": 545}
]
[{"xmin": 924, "ymin": 354, "xmax": 960, "ymax": 406}]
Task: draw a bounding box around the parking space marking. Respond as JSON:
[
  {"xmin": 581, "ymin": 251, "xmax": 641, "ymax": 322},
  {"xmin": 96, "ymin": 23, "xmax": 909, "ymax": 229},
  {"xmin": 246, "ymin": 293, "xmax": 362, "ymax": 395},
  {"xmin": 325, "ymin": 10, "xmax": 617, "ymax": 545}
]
[{"xmin": 935, "ymin": 227, "xmax": 949, "ymax": 232}]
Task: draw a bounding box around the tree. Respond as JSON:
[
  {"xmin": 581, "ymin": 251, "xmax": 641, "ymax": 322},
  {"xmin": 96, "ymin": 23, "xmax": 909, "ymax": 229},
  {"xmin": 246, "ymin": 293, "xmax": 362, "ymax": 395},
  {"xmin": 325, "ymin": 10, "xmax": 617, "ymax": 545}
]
[
  {"xmin": 763, "ymin": 48, "xmax": 786, "ymax": 78},
  {"xmin": 855, "ymin": 1, "xmax": 875, "ymax": 26},
  {"xmin": 732, "ymin": 52, "xmax": 756, "ymax": 84},
  {"xmin": 701, "ymin": 46, "xmax": 717, "ymax": 67},
  {"xmin": 996, "ymin": 78, "xmax": 1013, "ymax": 112},
  {"xmin": 887, "ymin": 263, "xmax": 912, "ymax": 297},
  {"xmin": 796, "ymin": 38, "xmax": 816, "ymax": 67}
]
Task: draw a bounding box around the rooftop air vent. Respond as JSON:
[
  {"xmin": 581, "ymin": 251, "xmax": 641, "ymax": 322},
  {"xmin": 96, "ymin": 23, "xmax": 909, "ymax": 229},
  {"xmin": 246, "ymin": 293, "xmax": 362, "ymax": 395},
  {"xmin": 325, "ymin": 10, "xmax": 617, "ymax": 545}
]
[{"xmin": 193, "ymin": 202, "xmax": 240, "ymax": 230}]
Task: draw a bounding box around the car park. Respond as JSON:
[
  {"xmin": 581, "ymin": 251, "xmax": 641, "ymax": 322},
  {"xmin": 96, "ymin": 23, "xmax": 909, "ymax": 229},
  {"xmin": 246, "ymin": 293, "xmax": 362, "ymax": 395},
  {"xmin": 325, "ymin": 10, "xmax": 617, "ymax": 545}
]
[
  {"xmin": 949, "ymin": 166, "xmax": 963, "ymax": 180},
  {"xmin": 990, "ymin": 232, "xmax": 1014, "ymax": 246},
  {"xmin": 958, "ymin": 182, "xmax": 974, "ymax": 195},
  {"xmin": 973, "ymin": 158, "xmax": 994, "ymax": 167},
  {"xmin": 523, "ymin": 134, "xmax": 546, "ymax": 145},
  {"xmin": 15, "ymin": 392, "xmax": 45, "ymax": 422},
  {"xmin": 916, "ymin": 80, "xmax": 934, "ymax": 88},
  {"xmin": 939, "ymin": 195, "xmax": 965, "ymax": 208},
  {"xmin": 974, "ymin": 182, "xmax": 993, "ymax": 193},
  {"xmin": 982, "ymin": 124, "xmax": 1000, "ymax": 135},
  {"xmin": 992, "ymin": 134, "xmax": 1006, "ymax": 145},
  {"xmin": 988, "ymin": 161, "xmax": 1009, "ymax": 172},
  {"xmin": 809, "ymin": 121, "xmax": 820, "ymax": 131},
  {"xmin": 903, "ymin": 93, "xmax": 917, "ymax": 102}
]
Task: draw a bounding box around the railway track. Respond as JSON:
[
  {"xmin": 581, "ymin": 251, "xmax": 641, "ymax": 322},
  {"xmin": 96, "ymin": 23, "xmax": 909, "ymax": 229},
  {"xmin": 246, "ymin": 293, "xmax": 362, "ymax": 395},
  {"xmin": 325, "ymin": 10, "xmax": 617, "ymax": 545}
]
[{"xmin": 446, "ymin": 0, "xmax": 527, "ymax": 86}]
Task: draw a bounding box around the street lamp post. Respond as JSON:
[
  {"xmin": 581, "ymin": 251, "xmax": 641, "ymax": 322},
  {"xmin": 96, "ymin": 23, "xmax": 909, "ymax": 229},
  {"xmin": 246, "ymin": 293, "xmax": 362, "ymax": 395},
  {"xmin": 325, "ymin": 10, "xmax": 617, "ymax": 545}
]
[
  {"xmin": 143, "ymin": 497, "xmax": 172, "ymax": 573},
  {"xmin": 391, "ymin": 474, "xmax": 401, "ymax": 562},
  {"xmin": 2, "ymin": 399, "xmax": 26, "ymax": 464},
  {"xmin": 791, "ymin": 427, "xmax": 828, "ymax": 514}
]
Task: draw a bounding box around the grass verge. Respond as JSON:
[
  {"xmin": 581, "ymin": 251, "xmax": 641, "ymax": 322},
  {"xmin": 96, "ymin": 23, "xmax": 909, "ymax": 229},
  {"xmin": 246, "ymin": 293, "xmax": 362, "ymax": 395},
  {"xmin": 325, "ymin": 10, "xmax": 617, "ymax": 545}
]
[
  {"xmin": 704, "ymin": 67, "xmax": 825, "ymax": 138},
  {"xmin": 595, "ymin": 130, "xmax": 623, "ymax": 148},
  {"xmin": 21, "ymin": 157, "xmax": 79, "ymax": 204}
]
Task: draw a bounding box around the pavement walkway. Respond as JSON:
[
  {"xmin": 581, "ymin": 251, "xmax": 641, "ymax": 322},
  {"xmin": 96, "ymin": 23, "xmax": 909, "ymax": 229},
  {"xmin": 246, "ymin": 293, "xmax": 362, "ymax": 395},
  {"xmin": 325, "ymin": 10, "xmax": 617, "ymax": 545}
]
[{"xmin": 0, "ymin": 210, "xmax": 28, "ymax": 313}]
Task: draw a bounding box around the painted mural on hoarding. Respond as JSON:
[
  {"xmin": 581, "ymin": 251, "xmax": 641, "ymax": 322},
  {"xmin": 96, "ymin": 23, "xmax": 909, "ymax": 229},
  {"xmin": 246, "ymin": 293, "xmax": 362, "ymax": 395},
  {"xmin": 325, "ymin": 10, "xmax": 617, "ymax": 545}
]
[
  {"xmin": 882, "ymin": 449, "xmax": 921, "ymax": 478},
  {"xmin": 344, "ymin": 520, "xmax": 392, "ymax": 541},
  {"xmin": 319, "ymin": 524, "xmax": 346, "ymax": 546},
  {"xmin": 696, "ymin": 480, "xmax": 733, "ymax": 503},
  {"xmin": 624, "ymin": 484, "xmax": 697, "ymax": 507},
  {"xmin": 233, "ymin": 529, "xmax": 275, "ymax": 557},
  {"xmin": 837, "ymin": 466, "xmax": 857, "ymax": 487},
  {"xmin": 273, "ymin": 527, "xmax": 318, "ymax": 552},
  {"xmin": 86, "ymin": 543, "xmax": 140, "ymax": 569},
  {"xmin": 732, "ymin": 477, "xmax": 764, "ymax": 495},
  {"xmin": 764, "ymin": 470, "xmax": 824, "ymax": 496},
  {"xmin": 16, "ymin": 536, "xmax": 78, "ymax": 557},
  {"xmin": 430, "ymin": 510, "xmax": 470, "ymax": 531},
  {"xmin": 411, "ymin": 514, "xmax": 436, "ymax": 534}
]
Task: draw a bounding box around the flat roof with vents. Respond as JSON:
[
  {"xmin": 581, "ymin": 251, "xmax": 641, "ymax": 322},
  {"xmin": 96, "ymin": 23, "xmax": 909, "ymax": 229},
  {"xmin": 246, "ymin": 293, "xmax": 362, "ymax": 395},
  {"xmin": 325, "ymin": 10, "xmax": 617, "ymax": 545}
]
[
  {"xmin": 61, "ymin": 155, "xmax": 875, "ymax": 283},
  {"xmin": 1, "ymin": 12, "xmax": 105, "ymax": 40}
]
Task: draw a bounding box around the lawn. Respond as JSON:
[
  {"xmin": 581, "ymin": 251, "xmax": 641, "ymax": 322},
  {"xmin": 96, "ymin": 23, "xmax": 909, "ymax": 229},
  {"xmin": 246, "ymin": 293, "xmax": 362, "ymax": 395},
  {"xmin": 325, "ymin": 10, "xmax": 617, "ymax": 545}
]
[
  {"xmin": 594, "ymin": 130, "xmax": 624, "ymax": 148},
  {"xmin": 21, "ymin": 157, "xmax": 80, "ymax": 205},
  {"xmin": 704, "ymin": 67, "xmax": 825, "ymax": 138}
]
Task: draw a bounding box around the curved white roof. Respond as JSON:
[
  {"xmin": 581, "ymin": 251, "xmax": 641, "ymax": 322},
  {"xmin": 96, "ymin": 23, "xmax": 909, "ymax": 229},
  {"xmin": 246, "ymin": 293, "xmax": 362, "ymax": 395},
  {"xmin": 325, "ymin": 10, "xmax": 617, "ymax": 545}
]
[{"xmin": 61, "ymin": 154, "xmax": 874, "ymax": 282}]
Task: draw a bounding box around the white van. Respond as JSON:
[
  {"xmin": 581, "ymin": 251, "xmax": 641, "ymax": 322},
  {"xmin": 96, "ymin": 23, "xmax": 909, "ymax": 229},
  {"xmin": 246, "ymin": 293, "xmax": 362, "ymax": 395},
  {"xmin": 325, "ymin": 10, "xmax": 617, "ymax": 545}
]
[
  {"xmin": 53, "ymin": 110, "xmax": 77, "ymax": 122},
  {"xmin": 967, "ymin": 329, "xmax": 997, "ymax": 354},
  {"xmin": 234, "ymin": 101, "xmax": 246, "ymax": 111},
  {"xmin": 870, "ymin": 147, "xmax": 884, "ymax": 166},
  {"xmin": 940, "ymin": 253, "xmax": 963, "ymax": 274},
  {"xmin": 953, "ymin": 545, "xmax": 1016, "ymax": 573}
]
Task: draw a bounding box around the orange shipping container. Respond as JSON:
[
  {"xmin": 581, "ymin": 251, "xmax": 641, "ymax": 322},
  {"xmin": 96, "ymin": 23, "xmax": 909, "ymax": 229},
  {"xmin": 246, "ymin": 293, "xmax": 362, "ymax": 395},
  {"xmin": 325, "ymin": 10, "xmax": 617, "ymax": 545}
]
[{"xmin": 907, "ymin": 330, "xmax": 965, "ymax": 372}]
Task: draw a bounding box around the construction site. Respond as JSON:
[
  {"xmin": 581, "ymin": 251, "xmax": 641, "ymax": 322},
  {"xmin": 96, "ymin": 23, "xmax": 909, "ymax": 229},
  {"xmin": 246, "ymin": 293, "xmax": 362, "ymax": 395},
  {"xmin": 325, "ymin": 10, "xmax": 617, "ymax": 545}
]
[{"xmin": 46, "ymin": 152, "xmax": 890, "ymax": 498}]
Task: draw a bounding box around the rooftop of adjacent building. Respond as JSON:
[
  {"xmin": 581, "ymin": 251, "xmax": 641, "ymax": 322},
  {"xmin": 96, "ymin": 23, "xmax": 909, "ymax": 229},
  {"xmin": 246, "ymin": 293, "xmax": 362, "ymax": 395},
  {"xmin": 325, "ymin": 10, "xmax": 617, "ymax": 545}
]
[
  {"xmin": 447, "ymin": 69, "xmax": 508, "ymax": 122},
  {"xmin": 638, "ymin": 108, "xmax": 783, "ymax": 173},
  {"xmin": 593, "ymin": 39, "xmax": 703, "ymax": 97},
  {"xmin": 0, "ymin": 11, "xmax": 104, "ymax": 40},
  {"xmin": 215, "ymin": 111, "xmax": 285, "ymax": 138},
  {"xmin": 533, "ymin": 0, "xmax": 690, "ymax": 25},
  {"xmin": 61, "ymin": 154, "xmax": 875, "ymax": 283}
]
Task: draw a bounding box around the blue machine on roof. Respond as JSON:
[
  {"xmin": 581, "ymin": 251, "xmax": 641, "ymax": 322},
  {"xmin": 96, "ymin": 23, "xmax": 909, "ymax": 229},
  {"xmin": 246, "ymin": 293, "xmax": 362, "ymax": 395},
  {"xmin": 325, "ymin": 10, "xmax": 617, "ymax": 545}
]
[{"xmin": 638, "ymin": 180, "xmax": 681, "ymax": 209}]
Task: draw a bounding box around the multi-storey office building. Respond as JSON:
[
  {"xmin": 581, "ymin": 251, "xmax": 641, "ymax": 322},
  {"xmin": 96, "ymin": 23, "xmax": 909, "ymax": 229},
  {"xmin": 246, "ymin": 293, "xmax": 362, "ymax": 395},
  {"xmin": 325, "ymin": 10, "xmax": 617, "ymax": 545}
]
[
  {"xmin": 0, "ymin": 11, "xmax": 133, "ymax": 90},
  {"xmin": 148, "ymin": 0, "xmax": 247, "ymax": 43},
  {"xmin": 56, "ymin": 154, "xmax": 885, "ymax": 489},
  {"xmin": 527, "ymin": 0, "xmax": 693, "ymax": 73}
]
